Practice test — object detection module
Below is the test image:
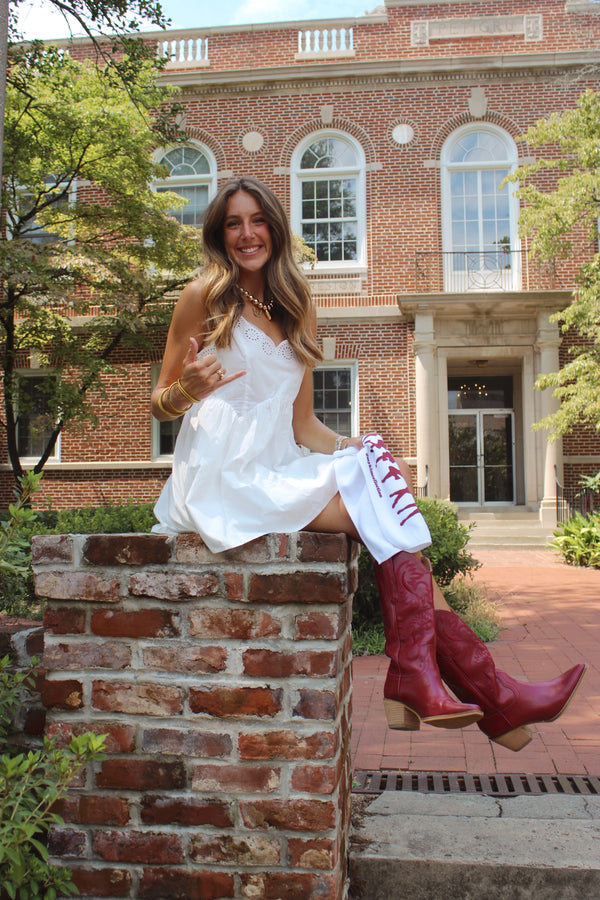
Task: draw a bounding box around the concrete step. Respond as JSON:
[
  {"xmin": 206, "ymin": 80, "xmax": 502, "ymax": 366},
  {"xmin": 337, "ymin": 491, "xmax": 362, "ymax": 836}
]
[
  {"xmin": 349, "ymin": 793, "xmax": 600, "ymax": 899},
  {"xmin": 457, "ymin": 508, "xmax": 555, "ymax": 549}
]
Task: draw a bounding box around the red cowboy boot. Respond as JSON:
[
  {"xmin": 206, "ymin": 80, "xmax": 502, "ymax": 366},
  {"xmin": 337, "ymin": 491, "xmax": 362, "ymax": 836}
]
[
  {"xmin": 373, "ymin": 552, "xmax": 482, "ymax": 731},
  {"xmin": 435, "ymin": 608, "xmax": 587, "ymax": 751}
]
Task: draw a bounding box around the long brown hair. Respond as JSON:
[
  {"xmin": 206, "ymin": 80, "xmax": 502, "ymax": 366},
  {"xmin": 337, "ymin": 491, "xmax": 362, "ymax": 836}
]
[{"xmin": 201, "ymin": 176, "xmax": 323, "ymax": 367}]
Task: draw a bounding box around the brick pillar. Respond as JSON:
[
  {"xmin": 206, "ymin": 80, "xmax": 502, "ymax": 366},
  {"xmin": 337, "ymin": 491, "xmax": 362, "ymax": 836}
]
[{"xmin": 33, "ymin": 531, "xmax": 357, "ymax": 900}]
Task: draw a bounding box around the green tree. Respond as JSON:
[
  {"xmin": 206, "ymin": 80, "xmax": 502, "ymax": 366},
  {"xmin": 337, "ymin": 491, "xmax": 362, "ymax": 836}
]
[
  {"xmin": 507, "ymin": 89, "xmax": 600, "ymax": 440},
  {"xmin": 0, "ymin": 43, "xmax": 201, "ymax": 484}
]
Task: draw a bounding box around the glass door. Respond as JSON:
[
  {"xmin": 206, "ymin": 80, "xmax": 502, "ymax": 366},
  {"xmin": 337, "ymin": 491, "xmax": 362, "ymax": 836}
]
[{"xmin": 449, "ymin": 409, "xmax": 515, "ymax": 505}]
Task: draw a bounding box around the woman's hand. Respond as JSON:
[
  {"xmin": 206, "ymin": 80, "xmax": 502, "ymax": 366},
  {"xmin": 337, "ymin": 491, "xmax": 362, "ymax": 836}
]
[{"xmin": 172, "ymin": 338, "xmax": 246, "ymax": 405}]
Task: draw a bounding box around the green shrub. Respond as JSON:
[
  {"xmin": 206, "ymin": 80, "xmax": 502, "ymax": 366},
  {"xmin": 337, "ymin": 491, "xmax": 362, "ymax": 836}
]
[
  {"xmin": 352, "ymin": 497, "xmax": 480, "ymax": 632},
  {"xmin": 0, "ymin": 658, "xmax": 106, "ymax": 899},
  {"xmin": 550, "ymin": 512, "xmax": 600, "ymax": 567},
  {"xmin": 24, "ymin": 498, "xmax": 157, "ymax": 539},
  {"xmin": 418, "ymin": 497, "xmax": 480, "ymax": 586},
  {"xmin": 0, "ymin": 473, "xmax": 44, "ymax": 619}
]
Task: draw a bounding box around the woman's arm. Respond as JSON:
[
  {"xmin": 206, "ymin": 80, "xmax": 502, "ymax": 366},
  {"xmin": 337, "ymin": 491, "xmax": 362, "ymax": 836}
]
[{"xmin": 151, "ymin": 279, "xmax": 245, "ymax": 421}]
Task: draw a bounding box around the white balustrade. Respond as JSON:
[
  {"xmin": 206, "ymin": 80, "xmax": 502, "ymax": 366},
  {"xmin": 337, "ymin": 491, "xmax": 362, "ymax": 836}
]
[
  {"xmin": 297, "ymin": 27, "xmax": 354, "ymax": 54},
  {"xmin": 157, "ymin": 36, "xmax": 209, "ymax": 66}
]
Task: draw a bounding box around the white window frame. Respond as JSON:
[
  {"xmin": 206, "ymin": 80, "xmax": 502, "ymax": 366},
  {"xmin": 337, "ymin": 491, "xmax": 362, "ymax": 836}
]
[
  {"xmin": 291, "ymin": 131, "xmax": 366, "ymax": 273},
  {"xmin": 441, "ymin": 124, "xmax": 520, "ymax": 292},
  {"xmin": 151, "ymin": 363, "xmax": 182, "ymax": 461},
  {"xmin": 153, "ymin": 141, "xmax": 217, "ymax": 227},
  {"xmin": 16, "ymin": 371, "xmax": 61, "ymax": 464},
  {"xmin": 312, "ymin": 361, "xmax": 359, "ymax": 436},
  {"xmin": 13, "ymin": 177, "xmax": 76, "ymax": 244}
]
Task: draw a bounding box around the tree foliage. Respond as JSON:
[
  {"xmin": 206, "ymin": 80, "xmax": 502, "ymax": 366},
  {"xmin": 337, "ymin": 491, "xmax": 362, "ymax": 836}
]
[
  {"xmin": 0, "ymin": 43, "xmax": 201, "ymax": 482},
  {"xmin": 507, "ymin": 89, "xmax": 600, "ymax": 440}
]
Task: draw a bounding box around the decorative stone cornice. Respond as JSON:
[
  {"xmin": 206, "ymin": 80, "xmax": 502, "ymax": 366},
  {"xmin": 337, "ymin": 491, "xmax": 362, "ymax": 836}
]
[
  {"xmin": 397, "ymin": 290, "xmax": 573, "ymax": 319},
  {"xmin": 163, "ymin": 50, "xmax": 600, "ymax": 93}
]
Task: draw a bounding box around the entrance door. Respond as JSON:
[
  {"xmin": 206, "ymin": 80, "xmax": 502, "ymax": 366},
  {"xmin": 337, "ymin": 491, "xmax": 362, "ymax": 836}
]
[{"xmin": 449, "ymin": 410, "xmax": 515, "ymax": 505}]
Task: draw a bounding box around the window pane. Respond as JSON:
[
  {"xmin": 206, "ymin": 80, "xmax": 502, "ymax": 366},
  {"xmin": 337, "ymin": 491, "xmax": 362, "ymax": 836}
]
[
  {"xmin": 17, "ymin": 376, "xmax": 56, "ymax": 458},
  {"xmin": 159, "ymin": 418, "xmax": 181, "ymax": 455},
  {"xmin": 313, "ymin": 367, "xmax": 353, "ymax": 435}
]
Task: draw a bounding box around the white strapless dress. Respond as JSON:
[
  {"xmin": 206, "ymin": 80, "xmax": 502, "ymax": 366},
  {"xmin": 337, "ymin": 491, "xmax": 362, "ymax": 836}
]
[{"xmin": 153, "ymin": 317, "xmax": 340, "ymax": 552}]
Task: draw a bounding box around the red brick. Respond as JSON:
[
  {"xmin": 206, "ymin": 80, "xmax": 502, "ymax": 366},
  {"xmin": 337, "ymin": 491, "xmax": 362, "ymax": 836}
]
[
  {"xmin": 189, "ymin": 608, "xmax": 281, "ymax": 639},
  {"xmin": 128, "ymin": 571, "xmax": 218, "ymax": 600},
  {"xmin": 296, "ymin": 531, "xmax": 349, "ymax": 562},
  {"xmin": 41, "ymin": 678, "xmax": 83, "ymax": 710},
  {"xmin": 189, "ymin": 686, "xmax": 282, "ymax": 717},
  {"xmin": 248, "ymin": 572, "xmax": 347, "ymax": 604},
  {"xmin": 91, "ymin": 608, "xmax": 179, "ymax": 637},
  {"xmin": 141, "ymin": 795, "xmax": 233, "ymax": 827},
  {"xmin": 68, "ymin": 866, "xmax": 133, "ymax": 897},
  {"xmin": 96, "ymin": 759, "xmax": 186, "ymax": 791},
  {"xmin": 83, "ymin": 534, "xmax": 171, "ymax": 566},
  {"xmin": 44, "ymin": 640, "xmax": 131, "ymax": 670},
  {"xmin": 287, "ymin": 837, "xmax": 336, "ymax": 870},
  {"xmin": 142, "ymin": 643, "xmax": 226, "ymax": 673},
  {"xmin": 176, "ymin": 532, "xmax": 272, "ymax": 563},
  {"xmin": 31, "ymin": 534, "xmax": 74, "ymax": 564},
  {"xmin": 238, "ymin": 729, "xmax": 336, "ymax": 760},
  {"xmin": 25, "ymin": 627, "xmax": 44, "ymax": 656},
  {"xmin": 192, "ymin": 764, "xmax": 280, "ymax": 793},
  {"xmin": 189, "ymin": 834, "xmax": 280, "ymax": 866},
  {"xmin": 43, "ymin": 606, "xmax": 86, "ymax": 635},
  {"xmin": 56, "ymin": 794, "xmax": 131, "ymax": 826},
  {"xmin": 92, "ymin": 680, "xmax": 183, "ymax": 716},
  {"xmin": 138, "ymin": 868, "xmax": 235, "ymax": 900},
  {"xmin": 141, "ymin": 727, "xmax": 232, "ymax": 757},
  {"xmin": 35, "ymin": 571, "xmax": 121, "ymax": 603},
  {"xmin": 295, "ymin": 610, "xmax": 347, "ymax": 640},
  {"xmin": 46, "ymin": 721, "xmax": 135, "ymax": 753},
  {"xmin": 225, "ymin": 571, "xmax": 244, "ymax": 600},
  {"xmin": 240, "ymin": 799, "xmax": 335, "ymax": 832},
  {"xmin": 291, "ymin": 764, "xmax": 338, "ymax": 794},
  {"xmin": 241, "ymin": 872, "xmax": 339, "ymax": 899},
  {"xmin": 293, "ymin": 689, "xmax": 336, "ymax": 720},
  {"xmin": 93, "ymin": 829, "xmax": 184, "ymax": 864},
  {"xmin": 243, "ymin": 648, "xmax": 338, "ymax": 678},
  {"xmin": 47, "ymin": 827, "xmax": 87, "ymax": 857}
]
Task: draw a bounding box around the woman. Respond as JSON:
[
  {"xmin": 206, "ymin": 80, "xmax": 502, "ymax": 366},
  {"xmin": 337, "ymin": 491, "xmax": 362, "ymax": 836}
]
[{"xmin": 152, "ymin": 176, "xmax": 585, "ymax": 751}]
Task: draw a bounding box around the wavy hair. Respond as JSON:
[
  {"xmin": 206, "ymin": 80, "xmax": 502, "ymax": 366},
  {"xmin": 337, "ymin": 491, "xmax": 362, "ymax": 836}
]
[{"xmin": 200, "ymin": 176, "xmax": 323, "ymax": 368}]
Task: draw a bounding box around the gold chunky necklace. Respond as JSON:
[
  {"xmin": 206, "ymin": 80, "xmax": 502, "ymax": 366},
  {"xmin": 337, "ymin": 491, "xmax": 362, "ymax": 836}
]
[{"xmin": 238, "ymin": 284, "xmax": 275, "ymax": 320}]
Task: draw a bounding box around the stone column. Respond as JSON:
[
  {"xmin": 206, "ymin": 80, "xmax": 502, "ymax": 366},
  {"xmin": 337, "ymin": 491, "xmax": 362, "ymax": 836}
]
[
  {"xmin": 537, "ymin": 312, "xmax": 562, "ymax": 528},
  {"xmin": 413, "ymin": 310, "xmax": 437, "ymax": 495},
  {"xmin": 33, "ymin": 531, "xmax": 357, "ymax": 900}
]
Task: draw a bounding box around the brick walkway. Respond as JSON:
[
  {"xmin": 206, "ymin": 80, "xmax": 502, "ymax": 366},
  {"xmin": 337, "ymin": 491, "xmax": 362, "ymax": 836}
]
[{"xmin": 351, "ymin": 548, "xmax": 600, "ymax": 775}]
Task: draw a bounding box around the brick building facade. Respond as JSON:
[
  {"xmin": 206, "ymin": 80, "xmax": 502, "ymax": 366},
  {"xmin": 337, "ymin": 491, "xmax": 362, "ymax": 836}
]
[{"xmin": 3, "ymin": 0, "xmax": 600, "ymax": 524}]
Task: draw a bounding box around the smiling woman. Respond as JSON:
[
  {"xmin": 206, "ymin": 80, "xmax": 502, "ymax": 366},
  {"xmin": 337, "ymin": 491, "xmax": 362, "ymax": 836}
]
[{"xmin": 149, "ymin": 175, "xmax": 586, "ymax": 749}]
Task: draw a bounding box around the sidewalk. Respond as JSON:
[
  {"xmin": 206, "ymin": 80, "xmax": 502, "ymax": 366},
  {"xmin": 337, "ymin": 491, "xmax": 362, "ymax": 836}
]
[{"xmin": 351, "ymin": 548, "xmax": 600, "ymax": 775}]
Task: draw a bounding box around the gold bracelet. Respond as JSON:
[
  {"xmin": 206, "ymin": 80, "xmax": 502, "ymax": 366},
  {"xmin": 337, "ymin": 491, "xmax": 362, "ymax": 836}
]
[
  {"xmin": 334, "ymin": 435, "xmax": 350, "ymax": 452},
  {"xmin": 157, "ymin": 387, "xmax": 189, "ymax": 419},
  {"xmin": 176, "ymin": 379, "xmax": 201, "ymax": 405},
  {"xmin": 165, "ymin": 384, "xmax": 191, "ymax": 415}
]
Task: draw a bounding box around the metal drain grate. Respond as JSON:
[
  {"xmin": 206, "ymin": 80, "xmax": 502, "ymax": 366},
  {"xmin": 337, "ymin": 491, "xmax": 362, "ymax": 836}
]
[{"xmin": 352, "ymin": 770, "xmax": 600, "ymax": 798}]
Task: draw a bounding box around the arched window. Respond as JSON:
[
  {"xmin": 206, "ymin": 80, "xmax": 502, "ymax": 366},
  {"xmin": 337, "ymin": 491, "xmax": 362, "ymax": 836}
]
[
  {"xmin": 154, "ymin": 143, "xmax": 216, "ymax": 226},
  {"xmin": 441, "ymin": 126, "xmax": 520, "ymax": 291},
  {"xmin": 292, "ymin": 132, "xmax": 366, "ymax": 268}
]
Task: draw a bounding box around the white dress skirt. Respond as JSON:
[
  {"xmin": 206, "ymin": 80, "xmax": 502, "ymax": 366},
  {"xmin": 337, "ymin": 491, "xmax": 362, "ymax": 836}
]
[{"xmin": 153, "ymin": 317, "xmax": 431, "ymax": 563}]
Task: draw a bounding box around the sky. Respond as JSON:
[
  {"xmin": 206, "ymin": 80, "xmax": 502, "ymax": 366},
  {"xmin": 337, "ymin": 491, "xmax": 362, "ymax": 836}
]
[{"xmin": 16, "ymin": 0, "xmax": 376, "ymax": 40}]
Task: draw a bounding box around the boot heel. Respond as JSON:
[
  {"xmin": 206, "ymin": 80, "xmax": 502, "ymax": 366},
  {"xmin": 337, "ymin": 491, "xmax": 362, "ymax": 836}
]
[
  {"xmin": 383, "ymin": 699, "xmax": 421, "ymax": 731},
  {"xmin": 492, "ymin": 726, "xmax": 532, "ymax": 751}
]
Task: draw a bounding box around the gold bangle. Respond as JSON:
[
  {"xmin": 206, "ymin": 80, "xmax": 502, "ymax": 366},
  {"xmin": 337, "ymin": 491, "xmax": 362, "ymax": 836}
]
[
  {"xmin": 176, "ymin": 379, "xmax": 201, "ymax": 405},
  {"xmin": 165, "ymin": 384, "xmax": 191, "ymax": 415},
  {"xmin": 157, "ymin": 387, "xmax": 189, "ymax": 419}
]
